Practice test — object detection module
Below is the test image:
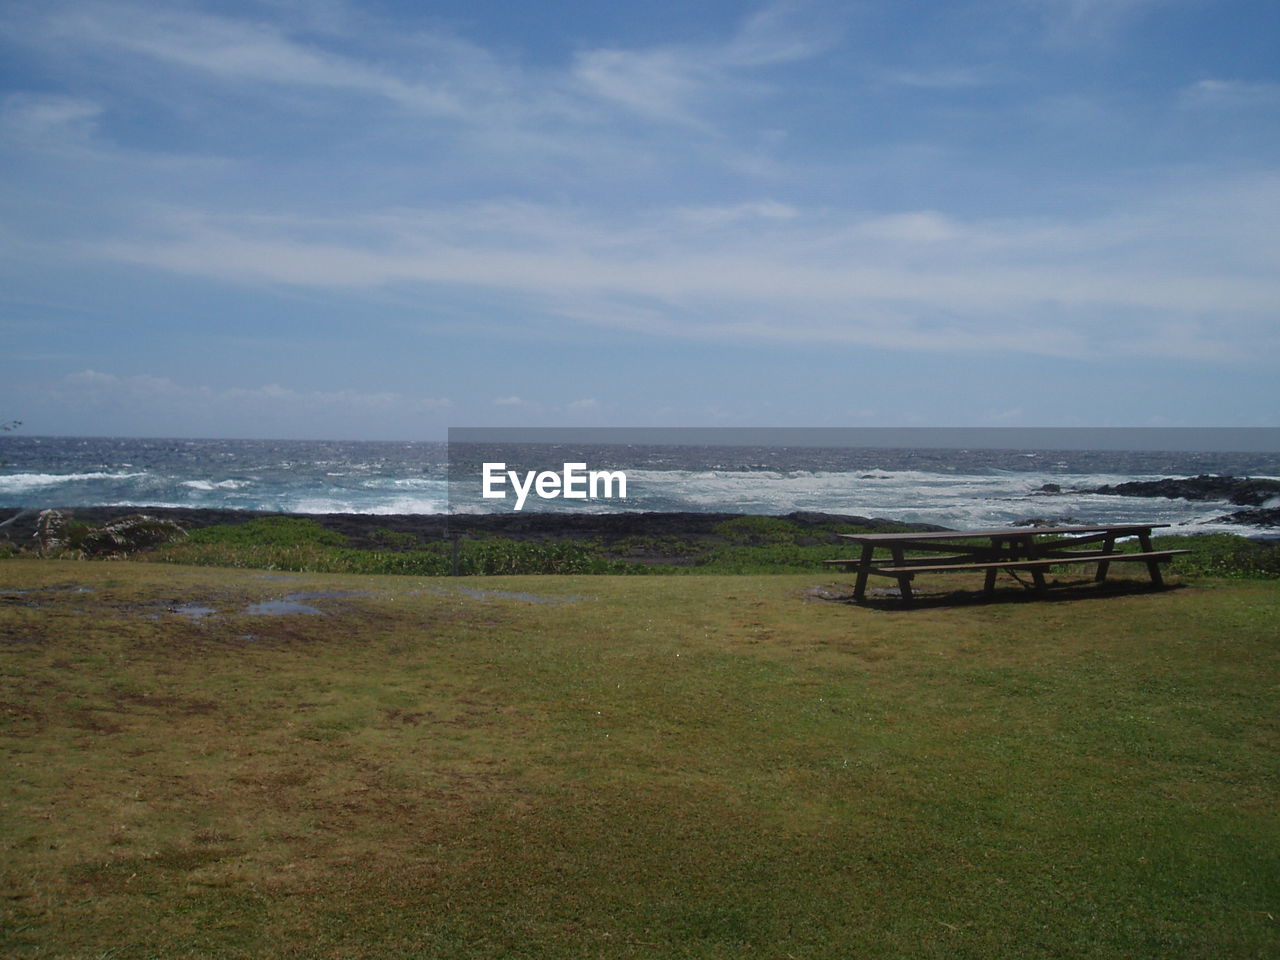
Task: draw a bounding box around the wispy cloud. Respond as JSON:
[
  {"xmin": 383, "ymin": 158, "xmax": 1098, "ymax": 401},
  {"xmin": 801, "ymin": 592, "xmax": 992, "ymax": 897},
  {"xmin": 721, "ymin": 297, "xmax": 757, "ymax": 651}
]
[
  {"xmin": 571, "ymin": 1, "xmax": 835, "ymax": 125},
  {"xmin": 43, "ymin": 2, "xmax": 466, "ymax": 114},
  {"xmin": 88, "ymin": 173, "xmax": 1280, "ymax": 364},
  {"xmin": 881, "ymin": 67, "xmax": 993, "ymax": 89},
  {"xmin": 0, "ymin": 93, "xmax": 102, "ymax": 149},
  {"xmin": 1180, "ymin": 79, "xmax": 1280, "ymax": 109},
  {"xmin": 1024, "ymin": 0, "xmax": 1168, "ymax": 45},
  {"xmin": 3, "ymin": 0, "xmax": 836, "ymax": 191},
  {"xmin": 3, "ymin": 0, "xmax": 1277, "ymax": 433},
  {"xmin": 34, "ymin": 371, "xmax": 452, "ymax": 438},
  {"xmin": 59, "ymin": 370, "xmax": 451, "ymax": 412}
]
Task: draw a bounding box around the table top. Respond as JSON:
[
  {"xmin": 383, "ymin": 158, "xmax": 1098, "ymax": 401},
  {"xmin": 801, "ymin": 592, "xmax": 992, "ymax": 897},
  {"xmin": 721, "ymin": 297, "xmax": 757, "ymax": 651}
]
[{"xmin": 838, "ymin": 523, "xmax": 1168, "ymax": 543}]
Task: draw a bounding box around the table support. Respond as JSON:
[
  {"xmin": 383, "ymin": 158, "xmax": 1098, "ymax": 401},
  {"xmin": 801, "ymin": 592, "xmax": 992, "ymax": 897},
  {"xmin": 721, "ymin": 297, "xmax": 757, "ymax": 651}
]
[
  {"xmin": 853, "ymin": 543, "xmax": 874, "ymax": 601},
  {"xmin": 983, "ymin": 537, "xmax": 1004, "ymax": 596},
  {"xmin": 1138, "ymin": 530, "xmax": 1163, "ymax": 586},
  {"xmin": 890, "ymin": 545, "xmax": 913, "ymax": 605},
  {"xmin": 1095, "ymin": 533, "xmax": 1117, "ymax": 582},
  {"xmin": 1020, "ymin": 535, "xmax": 1049, "ymax": 595}
]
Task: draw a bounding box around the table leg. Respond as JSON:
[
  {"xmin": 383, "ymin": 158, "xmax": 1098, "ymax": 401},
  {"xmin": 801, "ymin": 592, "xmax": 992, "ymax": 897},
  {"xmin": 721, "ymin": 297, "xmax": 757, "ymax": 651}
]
[
  {"xmin": 1138, "ymin": 529, "xmax": 1163, "ymax": 586},
  {"xmin": 897, "ymin": 575, "xmax": 914, "ymax": 606},
  {"xmin": 1095, "ymin": 534, "xmax": 1116, "ymax": 582},
  {"xmin": 983, "ymin": 537, "xmax": 1001, "ymax": 596},
  {"xmin": 890, "ymin": 545, "xmax": 914, "ymax": 606},
  {"xmin": 1020, "ymin": 535, "xmax": 1048, "ymax": 595},
  {"xmin": 853, "ymin": 543, "xmax": 873, "ymax": 602}
]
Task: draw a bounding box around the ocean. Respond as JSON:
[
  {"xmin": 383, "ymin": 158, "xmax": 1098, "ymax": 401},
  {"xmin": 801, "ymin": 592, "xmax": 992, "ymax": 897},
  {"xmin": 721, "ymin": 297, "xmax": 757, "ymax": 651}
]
[{"xmin": 2, "ymin": 435, "xmax": 1279, "ymax": 537}]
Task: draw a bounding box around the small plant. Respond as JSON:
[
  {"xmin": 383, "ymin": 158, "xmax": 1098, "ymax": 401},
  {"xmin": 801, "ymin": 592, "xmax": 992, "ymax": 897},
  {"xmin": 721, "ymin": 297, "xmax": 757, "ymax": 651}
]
[
  {"xmin": 186, "ymin": 516, "xmax": 346, "ymax": 547},
  {"xmin": 370, "ymin": 527, "xmax": 420, "ymax": 550},
  {"xmin": 81, "ymin": 515, "xmax": 188, "ymax": 557},
  {"xmin": 714, "ymin": 516, "xmax": 804, "ymax": 545},
  {"xmin": 34, "ymin": 509, "xmax": 71, "ymax": 555},
  {"xmin": 33, "ymin": 509, "xmax": 186, "ymax": 558},
  {"xmin": 1156, "ymin": 533, "xmax": 1280, "ymax": 579}
]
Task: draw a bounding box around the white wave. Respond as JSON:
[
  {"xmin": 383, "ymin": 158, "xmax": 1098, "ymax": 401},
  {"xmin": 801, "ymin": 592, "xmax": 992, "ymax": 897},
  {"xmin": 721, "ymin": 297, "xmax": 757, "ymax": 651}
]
[
  {"xmin": 360, "ymin": 477, "xmax": 445, "ymax": 490},
  {"xmin": 181, "ymin": 479, "xmax": 252, "ymax": 491},
  {"xmin": 0, "ymin": 471, "xmax": 148, "ymax": 491},
  {"xmin": 285, "ymin": 496, "xmax": 449, "ymax": 515},
  {"xmin": 445, "ymin": 465, "xmax": 1275, "ymax": 533}
]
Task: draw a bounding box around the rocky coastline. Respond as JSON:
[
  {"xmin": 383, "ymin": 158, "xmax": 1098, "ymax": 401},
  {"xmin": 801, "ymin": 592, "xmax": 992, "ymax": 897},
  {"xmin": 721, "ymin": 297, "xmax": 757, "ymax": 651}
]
[
  {"xmin": 0, "ymin": 507, "xmax": 945, "ymax": 552},
  {"xmin": 1080, "ymin": 475, "xmax": 1280, "ymax": 528},
  {"xmin": 5, "ymin": 474, "xmax": 1279, "ymax": 551}
]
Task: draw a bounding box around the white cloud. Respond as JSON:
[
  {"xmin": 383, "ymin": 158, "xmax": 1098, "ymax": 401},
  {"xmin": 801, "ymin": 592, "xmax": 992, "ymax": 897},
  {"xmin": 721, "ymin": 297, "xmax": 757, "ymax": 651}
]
[
  {"xmin": 44, "ymin": 3, "xmax": 463, "ymax": 114},
  {"xmin": 0, "ymin": 93, "xmax": 102, "ymax": 150},
  {"xmin": 86, "ymin": 172, "xmax": 1280, "ymax": 365},
  {"xmin": 59, "ymin": 370, "xmax": 452, "ymax": 412},
  {"xmin": 571, "ymin": 1, "xmax": 833, "ymax": 125},
  {"xmin": 1180, "ymin": 79, "xmax": 1280, "ymax": 109},
  {"xmin": 0, "ymin": 0, "xmax": 835, "ymax": 192},
  {"xmin": 3, "ymin": 0, "xmax": 1277, "ymax": 428},
  {"xmin": 882, "ymin": 67, "xmax": 992, "ymax": 89},
  {"xmin": 41, "ymin": 371, "xmax": 452, "ymax": 438},
  {"xmin": 671, "ymin": 201, "xmax": 800, "ymax": 225},
  {"xmin": 1025, "ymin": 0, "xmax": 1167, "ymax": 45}
]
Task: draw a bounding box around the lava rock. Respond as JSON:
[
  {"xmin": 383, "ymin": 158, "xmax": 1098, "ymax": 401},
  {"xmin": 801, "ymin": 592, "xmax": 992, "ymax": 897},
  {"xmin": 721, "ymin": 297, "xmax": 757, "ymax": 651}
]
[
  {"xmin": 1213, "ymin": 507, "xmax": 1280, "ymax": 529},
  {"xmin": 1088, "ymin": 475, "xmax": 1280, "ymax": 506}
]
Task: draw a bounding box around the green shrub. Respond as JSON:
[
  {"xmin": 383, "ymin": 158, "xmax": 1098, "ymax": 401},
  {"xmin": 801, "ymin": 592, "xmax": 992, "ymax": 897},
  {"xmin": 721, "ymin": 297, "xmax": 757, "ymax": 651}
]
[
  {"xmin": 31, "ymin": 509, "xmax": 186, "ymax": 558},
  {"xmin": 713, "ymin": 516, "xmax": 805, "ymax": 545},
  {"xmin": 1155, "ymin": 533, "xmax": 1280, "ymax": 579},
  {"xmin": 369, "ymin": 527, "xmax": 420, "ymax": 549},
  {"xmin": 186, "ymin": 517, "xmax": 346, "ymax": 548}
]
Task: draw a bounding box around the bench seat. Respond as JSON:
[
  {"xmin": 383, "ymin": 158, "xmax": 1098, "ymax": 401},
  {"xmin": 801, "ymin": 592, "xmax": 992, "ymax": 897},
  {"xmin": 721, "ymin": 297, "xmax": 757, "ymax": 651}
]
[
  {"xmin": 871, "ymin": 549, "xmax": 1190, "ymax": 575},
  {"xmin": 823, "ymin": 554, "xmax": 966, "ymax": 567}
]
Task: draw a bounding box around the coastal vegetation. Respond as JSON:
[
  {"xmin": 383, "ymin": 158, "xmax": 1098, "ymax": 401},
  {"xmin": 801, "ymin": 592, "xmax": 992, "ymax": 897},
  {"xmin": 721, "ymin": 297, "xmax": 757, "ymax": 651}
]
[
  {"xmin": 1, "ymin": 558, "xmax": 1276, "ymax": 958},
  {"xmin": 5, "ymin": 511, "xmax": 1277, "ymax": 580}
]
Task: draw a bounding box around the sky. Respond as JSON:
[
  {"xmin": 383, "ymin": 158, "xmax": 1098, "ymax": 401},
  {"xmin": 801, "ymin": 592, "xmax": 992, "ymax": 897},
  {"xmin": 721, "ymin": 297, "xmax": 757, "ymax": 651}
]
[{"xmin": 1, "ymin": 0, "xmax": 1278, "ymax": 440}]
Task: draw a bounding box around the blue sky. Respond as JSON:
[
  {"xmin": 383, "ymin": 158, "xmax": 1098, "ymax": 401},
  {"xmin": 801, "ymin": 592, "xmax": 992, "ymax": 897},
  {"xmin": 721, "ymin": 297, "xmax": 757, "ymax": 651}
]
[{"xmin": 1, "ymin": 0, "xmax": 1277, "ymax": 439}]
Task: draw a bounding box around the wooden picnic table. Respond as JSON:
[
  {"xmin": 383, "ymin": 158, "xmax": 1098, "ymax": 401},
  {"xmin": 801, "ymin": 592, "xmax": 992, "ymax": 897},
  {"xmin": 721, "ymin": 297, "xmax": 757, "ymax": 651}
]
[{"xmin": 827, "ymin": 524, "xmax": 1191, "ymax": 606}]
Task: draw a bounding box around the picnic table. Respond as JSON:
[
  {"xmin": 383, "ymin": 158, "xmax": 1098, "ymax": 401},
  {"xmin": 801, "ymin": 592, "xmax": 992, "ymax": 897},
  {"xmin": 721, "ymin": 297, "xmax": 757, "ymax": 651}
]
[{"xmin": 827, "ymin": 524, "xmax": 1190, "ymax": 606}]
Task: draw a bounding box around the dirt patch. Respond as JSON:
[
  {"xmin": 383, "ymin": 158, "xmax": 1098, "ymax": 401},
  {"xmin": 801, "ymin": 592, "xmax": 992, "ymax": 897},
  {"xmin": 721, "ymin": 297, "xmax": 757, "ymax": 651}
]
[{"xmin": 111, "ymin": 691, "xmax": 221, "ymax": 716}]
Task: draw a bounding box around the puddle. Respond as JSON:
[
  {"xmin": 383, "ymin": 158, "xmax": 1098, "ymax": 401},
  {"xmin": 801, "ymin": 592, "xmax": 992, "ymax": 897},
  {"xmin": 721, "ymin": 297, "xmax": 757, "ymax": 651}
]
[
  {"xmin": 171, "ymin": 604, "xmax": 216, "ymax": 619},
  {"xmin": 804, "ymin": 584, "xmax": 902, "ymax": 602},
  {"xmin": 1, "ymin": 584, "xmax": 95, "ymax": 596},
  {"xmin": 245, "ymin": 600, "xmax": 324, "ymax": 616},
  {"xmin": 803, "ymin": 585, "xmax": 855, "ymax": 603},
  {"xmin": 239, "ymin": 591, "xmax": 365, "ymax": 616}
]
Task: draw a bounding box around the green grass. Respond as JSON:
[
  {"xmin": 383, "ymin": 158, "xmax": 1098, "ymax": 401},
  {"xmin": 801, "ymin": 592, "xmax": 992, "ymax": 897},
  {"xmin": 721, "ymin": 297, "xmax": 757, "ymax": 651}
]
[
  {"xmin": 119, "ymin": 515, "xmax": 1280, "ymax": 579},
  {"xmin": 1, "ymin": 559, "xmax": 1277, "ymax": 958}
]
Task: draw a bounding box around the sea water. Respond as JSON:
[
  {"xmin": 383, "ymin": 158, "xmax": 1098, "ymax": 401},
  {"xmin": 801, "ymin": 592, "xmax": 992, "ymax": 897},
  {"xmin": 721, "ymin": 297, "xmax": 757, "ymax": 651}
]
[{"xmin": 2, "ymin": 436, "xmax": 1278, "ymax": 536}]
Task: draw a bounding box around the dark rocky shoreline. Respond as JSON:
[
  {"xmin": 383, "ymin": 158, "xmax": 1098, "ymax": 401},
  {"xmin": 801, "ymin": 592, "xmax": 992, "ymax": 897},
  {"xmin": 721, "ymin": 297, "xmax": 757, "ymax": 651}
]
[
  {"xmin": 6, "ymin": 474, "xmax": 1280, "ymax": 549},
  {"xmin": 0, "ymin": 507, "xmax": 944, "ymax": 551},
  {"xmin": 1086, "ymin": 475, "xmax": 1280, "ymax": 506},
  {"xmin": 1080, "ymin": 475, "xmax": 1280, "ymax": 528}
]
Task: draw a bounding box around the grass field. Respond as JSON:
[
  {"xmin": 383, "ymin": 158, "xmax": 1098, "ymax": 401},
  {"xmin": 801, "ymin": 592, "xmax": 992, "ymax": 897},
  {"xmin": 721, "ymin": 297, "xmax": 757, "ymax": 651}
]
[{"xmin": 2, "ymin": 558, "xmax": 1277, "ymax": 958}]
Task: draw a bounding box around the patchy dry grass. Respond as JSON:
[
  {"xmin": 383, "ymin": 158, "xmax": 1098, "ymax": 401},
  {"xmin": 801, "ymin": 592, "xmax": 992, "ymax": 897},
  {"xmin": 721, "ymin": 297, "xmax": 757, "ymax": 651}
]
[{"xmin": 1, "ymin": 560, "xmax": 1277, "ymax": 958}]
